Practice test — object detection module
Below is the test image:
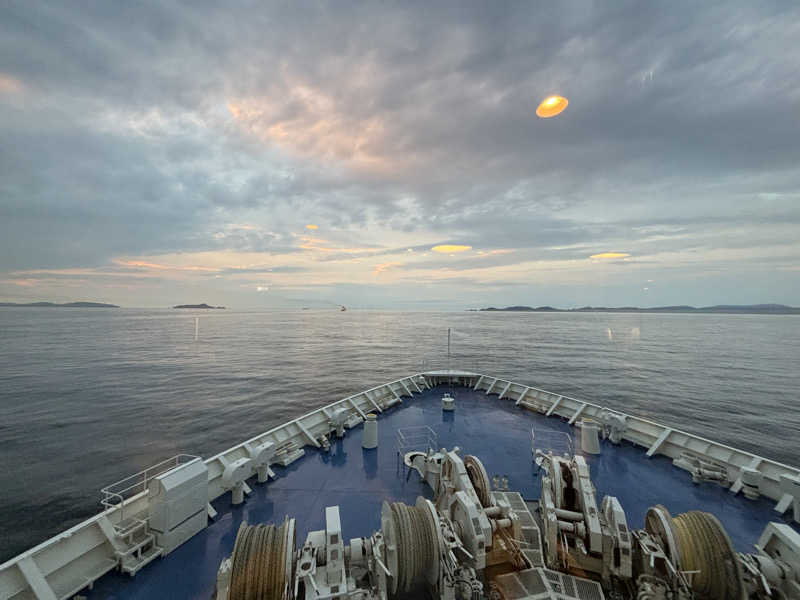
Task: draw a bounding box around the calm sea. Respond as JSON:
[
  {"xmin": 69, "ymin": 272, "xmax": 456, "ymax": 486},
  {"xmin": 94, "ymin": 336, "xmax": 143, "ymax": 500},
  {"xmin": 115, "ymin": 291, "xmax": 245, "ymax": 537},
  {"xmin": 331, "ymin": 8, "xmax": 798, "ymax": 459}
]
[{"xmin": 1, "ymin": 308, "xmax": 798, "ymax": 561}]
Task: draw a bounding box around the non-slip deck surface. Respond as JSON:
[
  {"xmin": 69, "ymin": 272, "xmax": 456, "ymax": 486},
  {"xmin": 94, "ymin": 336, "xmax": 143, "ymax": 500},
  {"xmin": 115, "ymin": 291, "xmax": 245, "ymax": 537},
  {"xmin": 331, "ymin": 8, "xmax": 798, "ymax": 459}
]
[{"xmin": 87, "ymin": 384, "xmax": 797, "ymax": 599}]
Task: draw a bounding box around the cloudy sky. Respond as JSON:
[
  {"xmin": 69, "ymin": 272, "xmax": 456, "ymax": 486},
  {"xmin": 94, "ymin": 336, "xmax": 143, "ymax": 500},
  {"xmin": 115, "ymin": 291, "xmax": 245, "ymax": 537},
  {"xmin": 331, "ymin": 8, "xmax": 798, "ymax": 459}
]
[{"xmin": 1, "ymin": 2, "xmax": 799, "ymax": 309}]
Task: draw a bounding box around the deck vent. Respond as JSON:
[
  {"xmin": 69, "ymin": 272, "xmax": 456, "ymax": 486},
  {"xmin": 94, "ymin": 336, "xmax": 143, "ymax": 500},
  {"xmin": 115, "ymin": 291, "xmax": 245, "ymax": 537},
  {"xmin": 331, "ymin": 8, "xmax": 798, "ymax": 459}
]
[
  {"xmin": 579, "ymin": 419, "xmax": 601, "ymax": 455},
  {"xmin": 740, "ymin": 466, "xmax": 763, "ymax": 500},
  {"xmin": 362, "ymin": 413, "xmax": 378, "ymax": 449},
  {"xmin": 148, "ymin": 458, "xmax": 209, "ymax": 554},
  {"xmin": 776, "ymin": 474, "xmax": 800, "ymax": 523},
  {"xmin": 442, "ymin": 392, "xmax": 455, "ymax": 411}
]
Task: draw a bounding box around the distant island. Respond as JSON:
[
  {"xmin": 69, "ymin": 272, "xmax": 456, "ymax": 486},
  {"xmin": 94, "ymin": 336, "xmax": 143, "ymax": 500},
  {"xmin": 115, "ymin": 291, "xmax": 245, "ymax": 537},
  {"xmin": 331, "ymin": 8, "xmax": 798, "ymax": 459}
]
[
  {"xmin": 173, "ymin": 303, "xmax": 226, "ymax": 309},
  {"xmin": 475, "ymin": 304, "xmax": 800, "ymax": 315},
  {"xmin": 0, "ymin": 301, "xmax": 119, "ymax": 308}
]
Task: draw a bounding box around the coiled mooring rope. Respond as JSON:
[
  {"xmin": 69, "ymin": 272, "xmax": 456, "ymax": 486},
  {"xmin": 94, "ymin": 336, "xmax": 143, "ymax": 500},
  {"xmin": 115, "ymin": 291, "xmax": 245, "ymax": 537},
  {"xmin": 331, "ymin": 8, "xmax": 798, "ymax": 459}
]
[
  {"xmin": 671, "ymin": 511, "xmax": 744, "ymax": 600},
  {"xmin": 389, "ymin": 502, "xmax": 438, "ymax": 594},
  {"xmin": 229, "ymin": 520, "xmax": 289, "ymax": 600},
  {"xmin": 464, "ymin": 455, "xmax": 492, "ymax": 508}
]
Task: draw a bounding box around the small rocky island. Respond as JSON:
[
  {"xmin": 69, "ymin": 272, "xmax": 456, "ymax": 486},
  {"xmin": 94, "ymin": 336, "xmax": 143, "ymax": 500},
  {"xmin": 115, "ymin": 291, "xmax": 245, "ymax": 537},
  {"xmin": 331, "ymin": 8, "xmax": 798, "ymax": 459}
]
[
  {"xmin": 173, "ymin": 303, "xmax": 226, "ymax": 309},
  {"xmin": 0, "ymin": 301, "xmax": 119, "ymax": 308},
  {"xmin": 475, "ymin": 304, "xmax": 800, "ymax": 314}
]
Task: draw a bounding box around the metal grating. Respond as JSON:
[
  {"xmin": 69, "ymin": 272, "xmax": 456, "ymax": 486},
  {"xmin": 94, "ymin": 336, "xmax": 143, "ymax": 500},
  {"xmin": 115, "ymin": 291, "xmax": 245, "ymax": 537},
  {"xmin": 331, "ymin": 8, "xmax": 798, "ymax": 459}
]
[
  {"xmin": 493, "ymin": 491, "xmax": 545, "ymax": 569},
  {"xmin": 493, "ymin": 567, "xmax": 605, "ymax": 599},
  {"xmin": 494, "ymin": 573, "xmax": 529, "ymax": 599},
  {"xmin": 489, "ymin": 493, "xmax": 603, "ymax": 599},
  {"xmin": 563, "ymin": 574, "xmax": 576, "ymax": 596},
  {"xmin": 574, "ymin": 578, "xmax": 605, "ymax": 600},
  {"xmin": 509, "ymin": 496, "xmax": 527, "ymax": 510},
  {"xmin": 522, "ymin": 549, "xmax": 542, "ymax": 567},
  {"xmin": 517, "ymin": 511, "xmax": 535, "ymax": 526},
  {"xmin": 518, "ymin": 569, "xmax": 547, "ymax": 595},
  {"xmin": 538, "ymin": 569, "xmax": 605, "ymax": 600}
]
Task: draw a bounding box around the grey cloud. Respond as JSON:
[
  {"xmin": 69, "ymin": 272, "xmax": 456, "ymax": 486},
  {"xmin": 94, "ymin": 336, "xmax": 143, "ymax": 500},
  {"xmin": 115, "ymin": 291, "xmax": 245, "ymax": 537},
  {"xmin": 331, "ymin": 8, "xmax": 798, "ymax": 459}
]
[
  {"xmin": 215, "ymin": 265, "xmax": 309, "ymax": 275},
  {"xmin": 1, "ymin": 1, "xmax": 799, "ymax": 305}
]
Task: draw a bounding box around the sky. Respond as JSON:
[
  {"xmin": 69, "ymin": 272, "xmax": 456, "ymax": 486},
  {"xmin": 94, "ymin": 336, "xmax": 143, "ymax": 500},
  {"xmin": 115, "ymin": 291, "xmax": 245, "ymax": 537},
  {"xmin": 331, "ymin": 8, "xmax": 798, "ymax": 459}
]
[{"xmin": 1, "ymin": 2, "xmax": 799, "ymax": 309}]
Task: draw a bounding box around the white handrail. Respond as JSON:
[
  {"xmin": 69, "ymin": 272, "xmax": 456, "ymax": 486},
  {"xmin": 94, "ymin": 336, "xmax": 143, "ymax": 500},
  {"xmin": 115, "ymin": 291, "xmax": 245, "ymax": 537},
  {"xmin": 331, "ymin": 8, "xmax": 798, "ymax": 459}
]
[{"xmin": 100, "ymin": 454, "xmax": 199, "ymax": 524}]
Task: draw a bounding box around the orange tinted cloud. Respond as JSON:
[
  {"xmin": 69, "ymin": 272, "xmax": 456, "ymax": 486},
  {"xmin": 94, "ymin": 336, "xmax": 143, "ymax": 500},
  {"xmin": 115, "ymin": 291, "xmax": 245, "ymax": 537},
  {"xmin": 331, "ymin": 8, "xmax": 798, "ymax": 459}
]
[
  {"xmin": 117, "ymin": 260, "xmax": 171, "ymax": 270},
  {"xmin": 297, "ymin": 235, "xmax": 374, "ymax": 255},
  {"xmin": 373, "ymin": 262, "xmax": 400, "ymax": 276},
  {"xmin": 1, "ymin": 278, "xmax": 36, "ymax": 287},
  {"xmin": 227, "ymin": 83, "xmax": 394, "ymax": 171},
  {"xmin": 0, "ymin": 74, "xmax": 23, "ymax": 94},
  {"xmin": 114, "ymin": 259, "xmax": 220, "ymax": 272}
]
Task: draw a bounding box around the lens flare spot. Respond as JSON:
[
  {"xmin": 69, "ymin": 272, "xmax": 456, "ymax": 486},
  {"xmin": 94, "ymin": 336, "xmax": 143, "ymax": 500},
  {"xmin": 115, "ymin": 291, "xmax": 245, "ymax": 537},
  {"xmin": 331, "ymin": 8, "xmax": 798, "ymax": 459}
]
[
  {"xmin": 590, "ymin": 252, "xmax": 631, "ymax": 259},
  {"xmin": 536, "ymin": 95, "xmax": 568, "ymax": 118},
  {"xmin": 432, "ymin": 244, "xmax": 472, "ymax": 253}
]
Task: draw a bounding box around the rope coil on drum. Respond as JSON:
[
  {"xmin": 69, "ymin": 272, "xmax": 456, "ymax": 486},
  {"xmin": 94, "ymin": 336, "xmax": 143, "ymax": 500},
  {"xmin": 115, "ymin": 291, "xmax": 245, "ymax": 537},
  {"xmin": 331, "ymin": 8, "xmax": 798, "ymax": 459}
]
[
  {"xmin": 670, "ymin": 510, "xmax": 745, "ymax": 600},
  {"xmin": 229, "ymin": 519, "xmax": 292, "ymax": 600},
  {"xmin": 384, "ymin": 501, "xmax": 439, "ymax": 595},
  {"xmin": 645, "ymin": 506, "xmax": 745, "ymax": 599},
  {"xmin": 464, "ymin": 455, "xmax": 492, "ymax": 508}
]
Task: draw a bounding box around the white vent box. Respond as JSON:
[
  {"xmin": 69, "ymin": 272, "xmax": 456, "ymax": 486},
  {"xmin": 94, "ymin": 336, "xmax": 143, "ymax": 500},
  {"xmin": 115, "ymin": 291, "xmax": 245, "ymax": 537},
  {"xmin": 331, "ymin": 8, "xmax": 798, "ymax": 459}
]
[{"xmin": 148, "ymin": 458, "xmax": 209, "ymax": 554}]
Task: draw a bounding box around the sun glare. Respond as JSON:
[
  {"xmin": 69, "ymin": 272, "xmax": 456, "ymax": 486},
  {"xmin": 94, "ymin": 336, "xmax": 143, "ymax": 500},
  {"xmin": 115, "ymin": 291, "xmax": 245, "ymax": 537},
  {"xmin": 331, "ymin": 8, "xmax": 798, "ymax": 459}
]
[
  {"xmin": 536, "ymin": 95, "xmax": 568, "ymax": 118},
  {"xmin": 432, "ymin": 245, "xmax": 472, "ymax": 253},
  {"xmin": 590, "ymin": 252, "xmax": 631, "ymax": 259}
]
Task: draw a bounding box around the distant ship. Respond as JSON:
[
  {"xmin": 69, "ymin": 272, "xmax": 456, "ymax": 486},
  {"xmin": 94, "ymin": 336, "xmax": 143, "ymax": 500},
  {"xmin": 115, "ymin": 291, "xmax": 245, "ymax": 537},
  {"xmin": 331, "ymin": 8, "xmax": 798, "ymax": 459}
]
[{"xmin": 340, "ymin": 305, "xmax": 347, "ymax": 311}]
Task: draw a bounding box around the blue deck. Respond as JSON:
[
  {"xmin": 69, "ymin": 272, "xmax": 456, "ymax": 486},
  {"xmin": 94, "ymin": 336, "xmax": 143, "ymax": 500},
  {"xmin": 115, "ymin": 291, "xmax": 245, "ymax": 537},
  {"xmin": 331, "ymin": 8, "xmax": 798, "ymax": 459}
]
[{"xmin": 87, "ymin": 384, "xmax": 798, "ymax": 599}]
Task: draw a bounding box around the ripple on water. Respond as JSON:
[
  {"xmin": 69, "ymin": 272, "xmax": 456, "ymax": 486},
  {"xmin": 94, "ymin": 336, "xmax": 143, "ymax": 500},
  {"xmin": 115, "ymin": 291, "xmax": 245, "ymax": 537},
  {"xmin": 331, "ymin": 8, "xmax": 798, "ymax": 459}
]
[{"xmin": 0, "ymin": 308, "xmax": 798, "ymax": 561}]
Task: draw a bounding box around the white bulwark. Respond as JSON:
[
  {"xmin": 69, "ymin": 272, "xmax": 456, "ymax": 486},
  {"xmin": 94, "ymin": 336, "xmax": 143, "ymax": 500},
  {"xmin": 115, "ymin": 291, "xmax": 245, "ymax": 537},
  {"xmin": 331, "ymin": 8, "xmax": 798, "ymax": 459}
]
[{"xmin": 1, "ymin": 370, "xmax": 799, "ymax": 600}]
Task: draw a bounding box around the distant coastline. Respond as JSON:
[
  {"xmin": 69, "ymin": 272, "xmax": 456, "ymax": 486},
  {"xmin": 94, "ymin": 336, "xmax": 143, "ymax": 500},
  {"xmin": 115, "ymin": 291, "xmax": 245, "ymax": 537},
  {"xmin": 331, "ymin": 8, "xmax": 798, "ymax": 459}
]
[
  {"xmin": 474, "ymin": 304, "xmax": 800, "ymax": 315},
  {"xmin": 0, "ymin": 301, "xmax": 119, "ymax": 308},
  {"xmin": 173, "ymin": 303, "xmax": 226, "ymax": 309}
]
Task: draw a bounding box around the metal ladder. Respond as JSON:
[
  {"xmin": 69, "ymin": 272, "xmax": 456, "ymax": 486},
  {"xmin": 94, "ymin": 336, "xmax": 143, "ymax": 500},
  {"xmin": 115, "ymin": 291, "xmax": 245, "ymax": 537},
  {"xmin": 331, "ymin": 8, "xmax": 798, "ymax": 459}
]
[
  {"xmin": 97, "ymin": 513, "xmax": 163, "ymax": 577},
  {"xmin": 113, "ymin": 517, "xmax": 163, "ymax": 576}
]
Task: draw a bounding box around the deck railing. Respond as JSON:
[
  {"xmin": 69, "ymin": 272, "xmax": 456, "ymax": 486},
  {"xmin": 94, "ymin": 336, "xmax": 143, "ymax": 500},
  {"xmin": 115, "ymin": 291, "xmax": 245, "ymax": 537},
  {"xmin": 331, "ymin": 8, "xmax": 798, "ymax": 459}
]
[
  {"xmin": 100, "ymin": 454, "xmax": 199, "ymax": 526},
  {"xmin": 531, "ymin": 427, "xmax": 574, "ymax": 463},
  {"xmin": 5, "ymin": 370, "xmax": 800, "ymax": 600},
  {"xmin": 396, "ymin": 426, "xmax": 439, "ymax": 456}
]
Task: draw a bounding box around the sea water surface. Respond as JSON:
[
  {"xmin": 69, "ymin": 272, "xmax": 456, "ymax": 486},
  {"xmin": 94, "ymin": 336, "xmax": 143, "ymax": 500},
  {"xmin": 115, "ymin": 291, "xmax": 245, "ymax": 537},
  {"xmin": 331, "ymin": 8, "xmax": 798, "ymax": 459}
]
[{"xmin": 1, "ymin": 308, "xmax": 798, "ymax": 561}]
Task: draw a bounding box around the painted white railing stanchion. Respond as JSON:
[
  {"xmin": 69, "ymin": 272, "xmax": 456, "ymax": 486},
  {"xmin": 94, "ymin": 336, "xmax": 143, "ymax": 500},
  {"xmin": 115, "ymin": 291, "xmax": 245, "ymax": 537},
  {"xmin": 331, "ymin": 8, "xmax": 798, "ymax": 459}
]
[
  {"xmin": 546, "ymin": 396, "xmax": 562, "ymax": 417},
  {"xmin": 4, "ymin": 368, "xmax": 800, "ymax": 600},
  {"xmin": 568, "ymin": 403, "xmax": 587, "ymax": 425},
  {"xmin": 515, "ymin": 388, "xmax": 530, "ymax": 406},
  {"xmin": 646, "ymin": 428, "xmax": 673, "ymax": 457}
]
